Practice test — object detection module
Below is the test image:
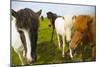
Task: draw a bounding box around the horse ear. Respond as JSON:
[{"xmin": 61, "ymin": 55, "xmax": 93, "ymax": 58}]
[
  {"xmin": 37, "ymin": 9, "xmax": 42, "ymax": 16},
  {"xmin": 11, "ymin": 9, "xmax": 17, "ymax": 17}
]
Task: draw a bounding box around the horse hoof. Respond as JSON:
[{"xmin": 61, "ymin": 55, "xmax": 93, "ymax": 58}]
[
  {"xmin": 62, "ymin": 54, "xmax": 65, "ymax": 57},
  {"xmin": 58, "ymin": 45, "xmax": 61, "ymax": 49}
]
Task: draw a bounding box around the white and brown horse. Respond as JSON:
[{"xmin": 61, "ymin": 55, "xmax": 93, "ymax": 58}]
[
  {"xmin": 47, "ymin": 12, "xmax": 75, "ymax": 57},
  {"xmin": 11, "ymin": 8, "xmax": 42, "ymax": 65}
]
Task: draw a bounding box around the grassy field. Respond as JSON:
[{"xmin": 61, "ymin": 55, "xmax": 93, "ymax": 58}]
[{"xmin": 12, "ymin": 18, "xmax": 93, "ymax": 66}]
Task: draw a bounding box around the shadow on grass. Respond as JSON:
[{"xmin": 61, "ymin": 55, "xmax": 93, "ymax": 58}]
[
  {"xmin": 35, "ymin": 41, "xmax": 73, "ymax": 65},
  {"xmin": 12, "ymin": 41, "xmax": 94, "ymax": 66}
]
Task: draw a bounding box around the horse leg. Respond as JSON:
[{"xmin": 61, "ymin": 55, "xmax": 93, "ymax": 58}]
[
  {"xmin": 50, "ymin": 28, "xmax": 54, "ymax": 43},
  {"xmin": 62, "ymin": 35, "xmax": 65, "ymax": 57},
  {"xmin": 69, "ymin": 46, "xmax": 73, "ymax": 59},
  {"xmin": 13, "ymin": 48, "xmax": 24, "ymax": 65},
  {"xmin": 66, "ymin": 28, "xmax": 71, "ymax": 42},
  {"xmin": 57, "ymin": 34, "xmax": 61, "ymax": 49},
  {"xmin": 23, "ymin": 50, "xmax": 26, "ymax": 58},
  {"xmin": 18, "ymin": 53, "xmax": 24, "ymax": 65}
]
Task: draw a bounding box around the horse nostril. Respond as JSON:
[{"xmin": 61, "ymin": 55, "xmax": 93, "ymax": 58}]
[{"xmin": 48, "ymin": 25, "xmax": 51, "ymax": 27}]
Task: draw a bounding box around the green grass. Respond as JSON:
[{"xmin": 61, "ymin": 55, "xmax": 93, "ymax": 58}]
[{"xmin": 12, "ymin": 18, "xmax": 93, "ymax": 66}]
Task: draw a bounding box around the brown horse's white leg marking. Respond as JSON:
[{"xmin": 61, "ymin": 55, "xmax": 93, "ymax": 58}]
[
  {"xmin": 62, "ymin": 35, "xmax": 66, "ymax": 57},
  {"xmin": 69, "ymin": 46, "xmax": 73, "ymax": 59},
  {"xmin": 57, "ymin": 34, "xmax": 61, "ymax": 49}
]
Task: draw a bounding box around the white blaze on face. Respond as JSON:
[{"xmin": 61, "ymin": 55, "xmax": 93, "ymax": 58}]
[{"xmin": 22, "ymin": 29, "xmax": 32, "ymax": 62}]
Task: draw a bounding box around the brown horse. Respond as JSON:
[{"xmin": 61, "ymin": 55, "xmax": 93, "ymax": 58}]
[{"xmin": 69, "ymin": 15, "xmax": 96, "ymax": 60}]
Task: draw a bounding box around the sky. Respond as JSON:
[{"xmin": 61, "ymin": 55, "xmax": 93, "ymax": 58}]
[{"xmin": 12, "ymin": 1, "xmax": 96, "ymax": 17}]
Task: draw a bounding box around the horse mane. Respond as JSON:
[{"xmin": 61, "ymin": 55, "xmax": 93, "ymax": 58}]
[{"xmin": 73, "ymin": 15, "xmax": 93, "ymax": 32}]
